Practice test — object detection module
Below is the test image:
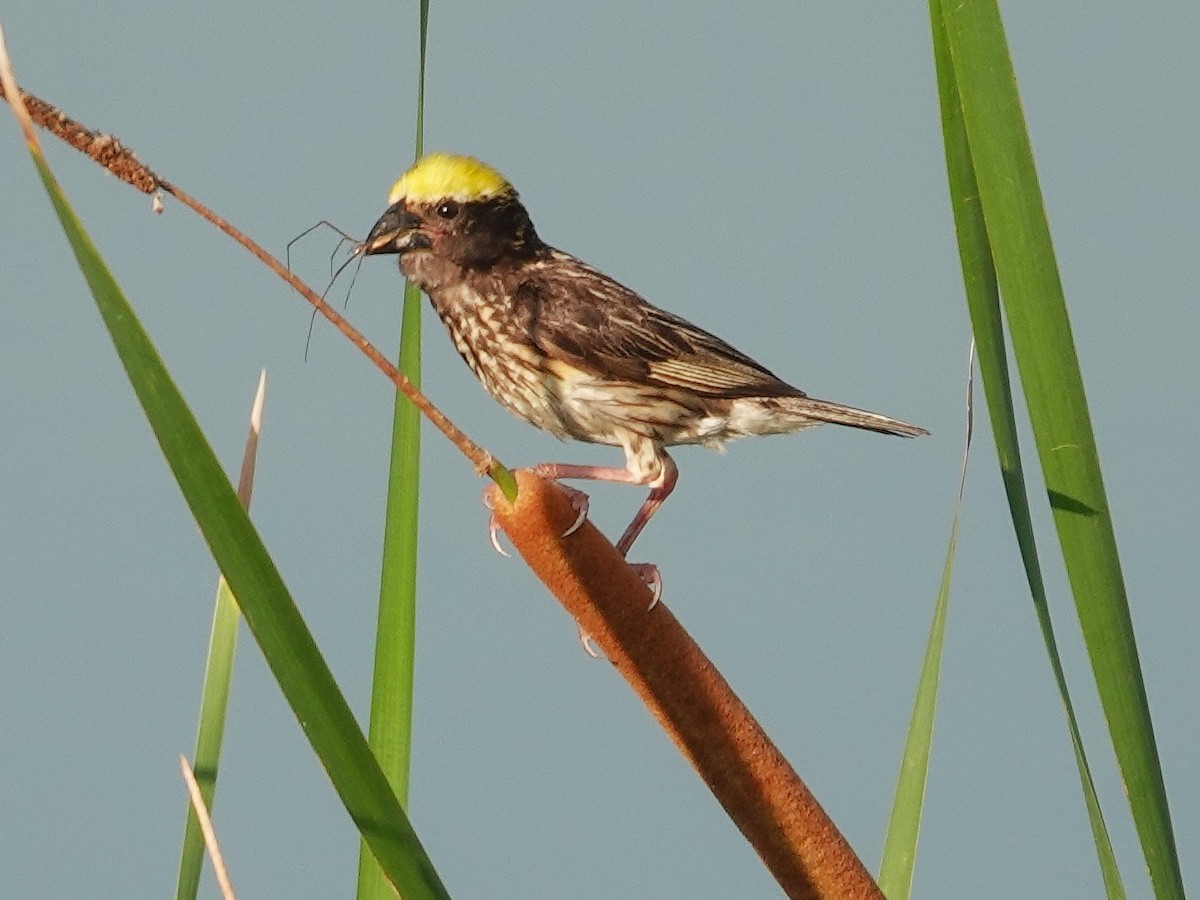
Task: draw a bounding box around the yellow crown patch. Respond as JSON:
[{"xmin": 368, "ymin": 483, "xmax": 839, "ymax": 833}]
[{"xmin": 388, "ymin": 153, "xmax": 513, "ymax": 205}]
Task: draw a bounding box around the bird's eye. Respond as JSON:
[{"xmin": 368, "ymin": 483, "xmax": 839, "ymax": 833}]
[{"xmin": 436, "ymin": 200, "xmax": 460, "ymax": 220}]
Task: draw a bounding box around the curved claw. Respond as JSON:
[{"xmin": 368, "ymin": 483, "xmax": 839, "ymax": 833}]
[
  {"xmin": 628, "ymin": 563, "xmax": 663, "ymax": 610},
  {"xmin": 487, "ymin": 512, "xmax": 511, "ymax": 558},
  {"xmin": 578, "ymin": 627, "xmax": 601, "ymax": 659},
  {"xmin": 481, "ymin": 487, "xmax": 510, "ymax": 557},
  {"xmin": 562, "ymin": 497, "xmax": 589, "ymax": 538},
  {"xmin": 553, "ymin": 483, "xmax": 590, "ymax": 539}
]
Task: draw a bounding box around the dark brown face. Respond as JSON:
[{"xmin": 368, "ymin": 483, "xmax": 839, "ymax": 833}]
[{"xmin": 362, "ymin": 193, "xmax": 542, "ymax": 271}]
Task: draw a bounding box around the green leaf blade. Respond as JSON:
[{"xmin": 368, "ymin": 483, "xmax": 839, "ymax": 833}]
[
  {"xmin": 176, "ymin": 582, "xmax": 241, "ymax": 900},
  {"xmin": 935, "ymin": 2, "xmax": 1180, "ymax": 896},
  {"xmin": 357, "ymin": 4, "xmax": 431, "ymax": 900}
]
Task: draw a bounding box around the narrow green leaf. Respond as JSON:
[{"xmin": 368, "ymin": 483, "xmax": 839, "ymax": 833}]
[
  {"xmin": 929, "ymin": 6, "xmax": 1125, "ymax": 896},
  {"xmin": 176, "ymin": 372, "xmax": 265, "ymax": 900},
  {"xmin": 176, "ymin": 584, "xmax": 241, "ymax": 899},
  {"xmin": 358, "ymin": 4, "xmax": 430, "ymax": 899},
  {"xmin": 176, "ymin": 583, "xmax": 241, "ymax": 900},
  {"xmin": 22, "ymin": 147, "xmax": 449, "ymax": 900},
  {"xmin": 878, "ymin": 347, "xmax": 972, "ymax": 899},
  {"xmin": 935, "ymin": 1, "xmax": 1180, "ymax": 895}
]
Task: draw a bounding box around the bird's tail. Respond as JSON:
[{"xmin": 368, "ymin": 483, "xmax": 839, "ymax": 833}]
[
  {"xmin": 795, "ymin": 397, "xmax": 928, "ymax": 437},
  {"xmin": 724, "ymin": 394, "xmax": 927, "ymax": 439}
]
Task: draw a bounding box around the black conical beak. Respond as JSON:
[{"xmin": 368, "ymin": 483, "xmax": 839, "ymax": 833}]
[{"xmin": 357, "ymin": 202, "xmax": 431, "ymax": 256}]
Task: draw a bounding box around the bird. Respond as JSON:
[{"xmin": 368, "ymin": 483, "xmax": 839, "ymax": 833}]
[{"xmin": 360, "ymin": 152, "xmax": 926, "ymax": 592}]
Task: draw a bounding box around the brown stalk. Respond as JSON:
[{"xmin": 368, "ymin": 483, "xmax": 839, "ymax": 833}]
[
  {"xmin": 488, "ymin": 470, "xmax": 885, "ymax": 900},
  {"xmin": 0, "ymin": 80, "xmax": 502, "ymax": 484}
]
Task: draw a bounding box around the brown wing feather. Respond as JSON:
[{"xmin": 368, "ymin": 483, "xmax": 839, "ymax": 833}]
[{"xmin": 516, "ymin": 251, "xmax": 803, "ymax": 399}]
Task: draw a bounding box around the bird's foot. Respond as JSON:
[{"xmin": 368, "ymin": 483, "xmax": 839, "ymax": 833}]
[
  {"xmin": 556, "ymin": 482, "xmax": 590, "ymax": 538},
  {"xmin": 481, "ymin": 475, "xmax": 589, "ymax": 555},
  {"xmin": 530, "ymin": 467, "xmax": 591, "ymax": 538}
]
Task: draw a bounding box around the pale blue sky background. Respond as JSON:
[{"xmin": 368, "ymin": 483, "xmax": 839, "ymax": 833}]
[{"xmin": 2, "ymin": 3, "xmax": 1197, "ymax": 898}]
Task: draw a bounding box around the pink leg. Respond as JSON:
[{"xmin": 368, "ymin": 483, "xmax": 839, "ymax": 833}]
[
  {"xmin": 613, "ymin": 463, "xmax": 678, "ymax": 557},
  {"xmin": 534, "ymin": 456, "xmax": 678, "ymax": 559},
  {"xmin": 532, "ymin": 458, "xmax": 676, "ymax": 564},
  {"xmin": 533, "ymin": 462, "xmax": 650, "ymax": 487}
]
